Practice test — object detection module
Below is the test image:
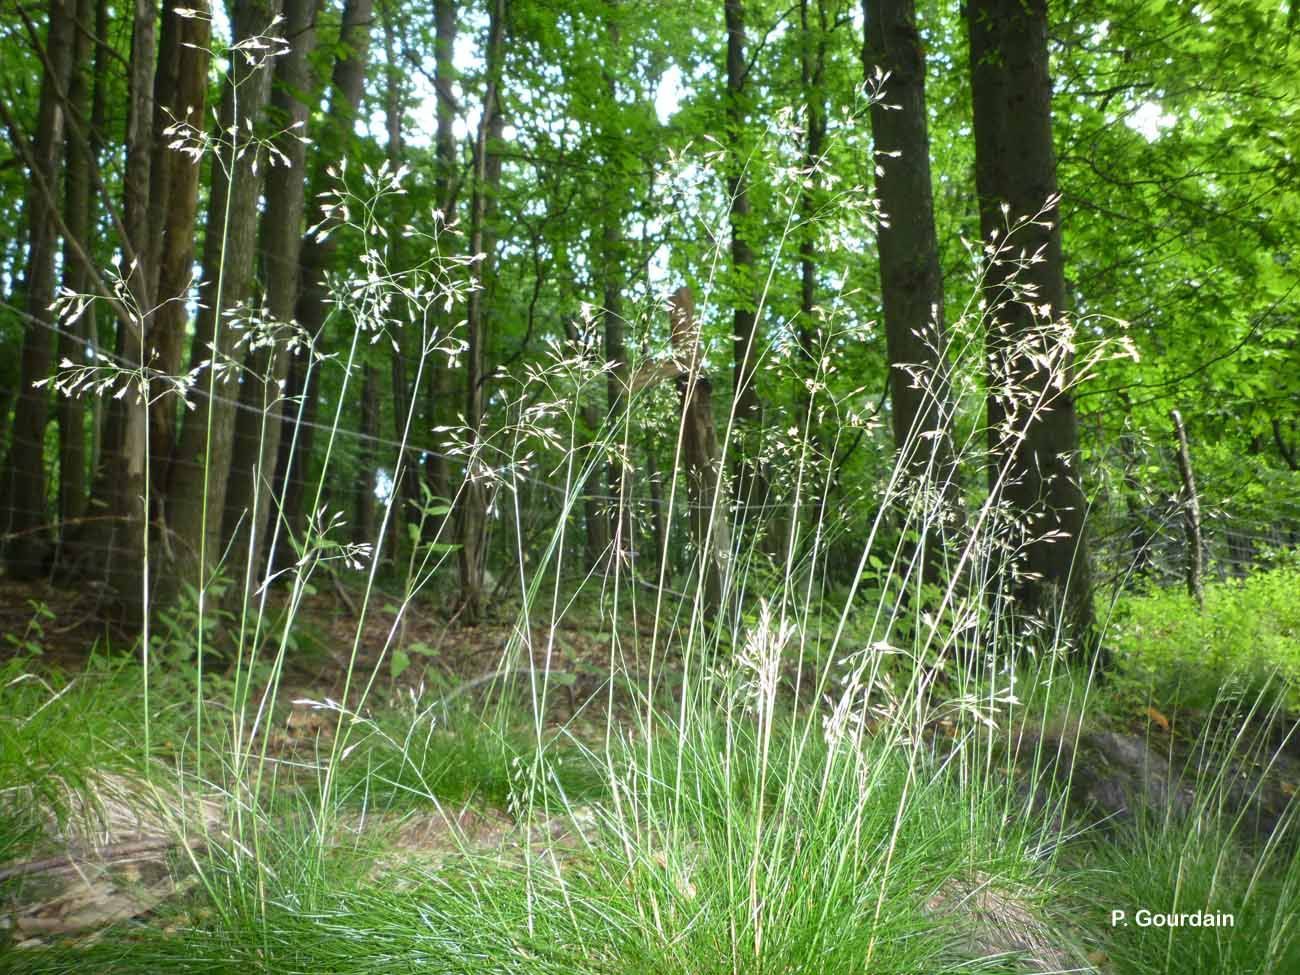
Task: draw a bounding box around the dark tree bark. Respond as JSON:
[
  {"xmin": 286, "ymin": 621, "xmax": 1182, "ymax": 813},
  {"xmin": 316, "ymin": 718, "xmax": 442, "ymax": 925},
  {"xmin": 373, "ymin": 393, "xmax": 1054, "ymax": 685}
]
[
  {"xmin": 670, "ymin": 287, "xmax": 730, "ymax": 612},
  {"xmin": 600, "ymin": 14, "xmax": 631, "ymax": 566},
  {"xmin": 166, "ymin": 0, "xmax": 282, "ymax": 587},
  {"xmin": 147, "ymin": 2, "xmax": 211, "ymax": 496},
  {"xmin": 967, "ymin": 0, "xmax": 1094, "ymax": 646},
  {"xmin": 222, "ymin": 0, "xmax": 318, "ymax": 592},
  {"xmin": 422, "ymin": 0, "xmax": 458, "ymax": 522},
  {"xmin": 645, "ymin": 429, "xmax": 667, "ymax": 577},
  {"xmin": 863, "ymin": 0, "xmax": 959, "ymax": 579},
  {"xmin": 354, "ymin": 363, "xmax": 379, "ymax": 545},
  {"xmin": 3, "ymin": 0, "xmax": 76, "ymax": 576},
  {"xmin": 380, "ymin": 0, "xmax": 421, "ymax": 565},
  {"xmin": 80, "ymin": 0, "xmax": 110, "ymax": 498},
  {"xmin": 117, "ymin": 0, "xmax": 159, "ymax": 543},
  {"xmin": 724, "ymin": 0, "xmax": 765, "ymax": 516},
  {"xmin": 798, "ymin": 0, "xmax": 827, "ymax": 412},
  {"xmin": 56, "ymin": 0, "xmax": 97, "ymax": 535},
  {"xmin": 564, "ymin": 316, "xmax": 609, "ymax": 571},
  {"xmin": 791, "ymin": 0, "xmax": 830, "ymax": 554},
  {"xmin": 146, "ymin": 0, "xmax": 181, "ymax": 303},
  {"xmin": 456, "ymin": 0, "xmax": 507, "ymax": 623},
  {"xmin": 274, "ymin": 0, "xmax": 376, "ymax": 557},
  {"xmin": 62, "ymin": 0, "xmax": 202, "ymax": 606},
  {"xmin": 1170, "ymin": 408, "xmax": 1203, "ymax": 608}
]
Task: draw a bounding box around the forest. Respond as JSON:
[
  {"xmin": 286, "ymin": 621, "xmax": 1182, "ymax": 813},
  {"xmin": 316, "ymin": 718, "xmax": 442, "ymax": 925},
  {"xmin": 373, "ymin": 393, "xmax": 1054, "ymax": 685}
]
[{"xmin": 1, "ymin": 0, "xmax": 1299, "ymax": 971}]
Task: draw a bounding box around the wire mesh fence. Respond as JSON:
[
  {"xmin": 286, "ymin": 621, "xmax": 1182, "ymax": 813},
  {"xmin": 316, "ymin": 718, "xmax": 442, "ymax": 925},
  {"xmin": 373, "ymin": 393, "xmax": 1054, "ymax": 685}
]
[{"xmin": 3, "ymin": 302, "xmax": 1299, "ymax": 612}]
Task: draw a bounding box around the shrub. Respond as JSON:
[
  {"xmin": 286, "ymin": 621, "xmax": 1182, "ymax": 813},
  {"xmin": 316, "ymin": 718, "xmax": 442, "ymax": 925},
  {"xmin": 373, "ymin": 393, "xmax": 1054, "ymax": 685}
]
[{"xmin": 1109, "ymin": 565, "xmax": 1300, "ymax": 714}]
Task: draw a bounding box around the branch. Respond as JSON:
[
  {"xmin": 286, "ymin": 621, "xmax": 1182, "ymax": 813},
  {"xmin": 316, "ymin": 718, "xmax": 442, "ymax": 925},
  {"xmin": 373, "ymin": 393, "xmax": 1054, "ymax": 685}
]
[{"xmin": 741, "ymin": 2, "xmax": 802, "ymax": 88}]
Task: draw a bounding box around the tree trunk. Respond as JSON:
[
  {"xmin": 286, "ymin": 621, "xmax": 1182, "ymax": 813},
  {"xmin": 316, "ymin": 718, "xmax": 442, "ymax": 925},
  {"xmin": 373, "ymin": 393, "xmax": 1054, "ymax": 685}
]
[
  {"xmin": 645, "ymin": 431, "xmax": 667, "ymax": 578},
  {"xmin": 98, "ymin": 0, "xmax": 159, "ymax": 609},
  {"xmin": 3, "ymin": 0, "xmax": 76, "ymax": 577},
  {"xmin": 1118, "ymin": 423, "xmax": 1153, "ymax": 579},
  {"xmin": 564, "ymin": 317, "xmax": 610, "ymax": 571},
  {"xmin": 863, "ymin": 0, "xmax": 958, "ymax": 581},
  {"xmin": 1272, "ymin": 418, "xmax": 1299, "ymax": 471},
  {"xmin": 222, "ymin": 0, "xmax": 317, "ymax": 594},
  {"xmin": 724, "ymin": 0, "xmax": 765, "ymax": 518},
  {"xmin": 354, "ymin": 363, "xmax": 378, "ymax": 545},
  {"xmin": 793, "ymin": 0, "xmax": 829, "ymax": 556},
  {"xmin": 274, "ymin": 0, "xmax": 376, "ymax": 561},
  {"xmin": 166, "ymin": 0, "xmax": 281, "ymax": 589},
  {"xmin": 381, "ymin": 0, "xmax": 420, "ymax": 565},
  {"xmin": 670, "ymin": 287, "xmax": 729, "ymax": 612},
  {"xmin": 457, "ymin": 0, "xmax": 507, "ymax": 623},
  {"xmin": 1170, "ymin": 408, "xmax": 1203, "ymax": 609},
  {"xmin": 56, "ymin": 0, "xmax": 97, "ymax": 536},
  {"xmin": 967, "ymin": 0, "xmax": 1094, "ymax": 647},
  {"xmin": 64, "ymin": 0, "xmax": 199, "ymax": 606},
  {"xmin": 601, "ymin": 14, "xmax": 631, "ymax": 566},
  {"xmin": 413, "ymin": 0, "xmax": 460, "ymax": 543},
  {"xmin": 85, "ymin": 0, "xmax": 109, "ymax": 489},
  {"xmin": 423, "ymin": 0, "xmax": 458, "ymax": 524},
  {"xmin": 798, "ymin": 1, "xmax": 827, "ymax": 400},
  {"xmin": 147, "ymin": 2, "xmax": 211, "ymax": 498}
]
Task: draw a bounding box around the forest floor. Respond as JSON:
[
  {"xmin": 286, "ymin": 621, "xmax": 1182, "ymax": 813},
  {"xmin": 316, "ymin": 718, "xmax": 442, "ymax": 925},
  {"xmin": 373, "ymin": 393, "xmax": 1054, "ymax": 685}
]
[{"xmin": 2, "ymin": 571, "xmax": 1299, "ymax": 974}]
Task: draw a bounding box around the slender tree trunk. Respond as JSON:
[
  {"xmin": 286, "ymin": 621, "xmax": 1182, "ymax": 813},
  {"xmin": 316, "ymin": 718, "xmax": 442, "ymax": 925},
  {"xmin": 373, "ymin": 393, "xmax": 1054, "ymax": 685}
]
[
  {"xmin": 645, "ymin": 427, "xmax": 667, "ymax": 578},
  {"xmin": 274, "ymin": 0, "xmax": 376, "ymax": 558},
  {"xmin": 600, "ymin": 14, "xmax": 631, "ymax": 566},
  {"xmin": 863, "ymin": 0, "xmax": 959, "ymax": 583},
  {"xmin": 62, "ymin": 0, "xmax": 156, "ymax": 603},
  {"xmin": 222, "ymin": 0, "xmax": 317, "ymax": 595},
  {"xmin": 798, "ymin": 1, "xmax": 827, "ymax": 411},
  {"xmin": 1118, "ymin": 423, "xmax": 1153, "ymax": 579},
  {"xmin": 147, "ymin": 3, "xmax": 211, "ymax": 498},
  {"xmin": 3, "ymin": 0, "xmax": 76, "ymax": 576},
  {"xmin": 0, "ymin": 386, "xmax": 13, "ymax": 487},
  {"xmin": 85, "ymin": 0, "xmax": 109, "ymax": 489},
  {"xmin": 792, "ymin": 0, "xmax": 829, "ymax": 557},
  {"xmin": 97, "ymin": 0, "xmax": 159, "ymax": 608},
  {"xmin": 355, "ymin": 364, "xmax": 379, "ymax": 545},
  {"xmin": 724, "ymin": 0, "xmax": 764, "ymax": 517},
  {"xmin": 414, "ymin": 0, "xmax": 457, "ymax": 538},
  {"xmin": 166, "ymin": 0, "xmax": 282, "ymax": 588},
  {"xmin": 967, "ymin": 0, "xmax": 1094, "ymax": 647},
  {"xmin": 56, "ymin": 0, "xmax": 97, "ymax": 537},
  {"xmin": 381, "ymin": 0, "xmax": 419, "ymax": 564},
  {"xmin": 457, "ymin": 0, "xmax": 507, "ymax": 623},
  {"xmin": 1170, "ymin": 409, "xmax": 1204, "ymax": 608},
  {"xmin": 600, "ymin": 254, "xmax": 629, "ymax": 566},
  {"xmin": 146, "ymin": 0, "xmax": 180, "ymax": 304},
  {"xmin": 564, "ymin": 317, "xmax": 609, "ymax": 570},
  {"xmin": 670, "ymin": 287, "xmax": 729, "ymax": 612}
]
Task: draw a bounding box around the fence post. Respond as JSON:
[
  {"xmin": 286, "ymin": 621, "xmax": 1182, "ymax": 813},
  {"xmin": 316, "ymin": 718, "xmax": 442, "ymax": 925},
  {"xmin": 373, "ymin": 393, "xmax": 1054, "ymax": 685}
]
[{"xmin": 1170, "ymin": 408, "xmax": 1204, "ymax": 609}]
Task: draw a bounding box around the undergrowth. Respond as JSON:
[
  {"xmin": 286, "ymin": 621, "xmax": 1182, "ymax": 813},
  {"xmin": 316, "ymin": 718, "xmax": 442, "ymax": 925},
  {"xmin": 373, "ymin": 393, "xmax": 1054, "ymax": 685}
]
[{"xmin": 1110, "ymin": 562, "xmax": 1300, "ymax": 715}]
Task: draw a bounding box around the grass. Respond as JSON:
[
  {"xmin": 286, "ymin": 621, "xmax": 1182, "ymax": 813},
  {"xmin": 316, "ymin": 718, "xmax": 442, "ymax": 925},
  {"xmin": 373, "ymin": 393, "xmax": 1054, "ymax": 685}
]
[
  {"xmin": 1078, "ymin": 813, "xmax": 1300, "ymax": 974},
  {"xmin": 5, "ymin": 697, "xmax": 1075, "ymax": 974},
  {"xmin": 330, "ymin": 698, "xmax": 609, "ymax": 812},
  {"xmin": 0, "ymin": 653, "xmax": 164, "ymax": 852},
  {"xmin": 4, "ymin": 579, "xmax": 1300, "ymax": 972}
]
